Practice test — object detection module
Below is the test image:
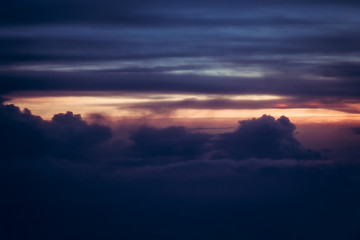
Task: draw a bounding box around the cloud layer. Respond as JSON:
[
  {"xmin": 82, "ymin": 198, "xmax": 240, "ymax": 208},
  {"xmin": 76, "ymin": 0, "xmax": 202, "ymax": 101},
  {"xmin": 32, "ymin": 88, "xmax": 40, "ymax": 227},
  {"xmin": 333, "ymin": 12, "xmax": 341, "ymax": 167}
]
[
  {"xmin": 0, "ymin": 104, "xmax": 112, "ymax": 160},
  {"xmin": 0, "ymin": 105, "xmax": 359, "ymax": 240},
  {"xmin": 0, "ymin": 103, "xmax": 321, "ymax": 163}
]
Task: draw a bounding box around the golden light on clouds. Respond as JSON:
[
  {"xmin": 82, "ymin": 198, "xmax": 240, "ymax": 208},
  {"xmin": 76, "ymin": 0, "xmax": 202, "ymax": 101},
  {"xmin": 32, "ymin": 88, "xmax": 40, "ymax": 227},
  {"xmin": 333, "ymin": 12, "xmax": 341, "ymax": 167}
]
[{"xmin": 4, "ymin": 93, "xmax": 360, "ymax": 124}]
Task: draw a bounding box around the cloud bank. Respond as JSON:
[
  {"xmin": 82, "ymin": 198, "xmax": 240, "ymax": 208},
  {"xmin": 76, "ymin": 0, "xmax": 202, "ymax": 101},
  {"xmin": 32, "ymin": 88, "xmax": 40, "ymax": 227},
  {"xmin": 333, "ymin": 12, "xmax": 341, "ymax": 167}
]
[
  {"xmin": 216, "ymin": 115, "xmax": 320, "ymax": 160},
  {"xmin": 0, "ymin": 106, "xmax": 359, "ymax": 240},
  {"xmin": 0, "ymin": 103, "xmax": 321, "ymax": 164},
  {"xmin": 0, "ymin": 104, "xmax": 112, "ymax": 160}
]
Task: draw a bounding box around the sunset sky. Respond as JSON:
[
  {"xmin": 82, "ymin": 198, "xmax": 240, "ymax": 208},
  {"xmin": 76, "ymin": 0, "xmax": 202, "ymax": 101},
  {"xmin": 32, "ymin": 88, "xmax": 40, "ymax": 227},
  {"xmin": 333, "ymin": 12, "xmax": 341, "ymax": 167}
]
[
  {"xmin": 2, "ymin": 0, "xmax": 360, "ymax": 123},
  {"xmin": 1, "ymin": 0, "xmax": 360, "ymax": 239}
]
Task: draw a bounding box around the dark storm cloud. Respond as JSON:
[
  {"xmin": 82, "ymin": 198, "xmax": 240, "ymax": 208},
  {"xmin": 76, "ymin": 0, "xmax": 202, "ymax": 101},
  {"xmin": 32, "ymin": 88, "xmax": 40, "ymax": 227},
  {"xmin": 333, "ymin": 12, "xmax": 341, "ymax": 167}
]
[
  {"xmin": 216, "ymin": 115, "xmax": 320, "ymax": 160},
  {"xmin": 0, "ymin": 103, "xmax": 211, "ymax": 163},
  {"xmin": 0, "ymin": 103, "xmax": 210, "ymax": 164},
  {"xmin": 0, "ymin": 104, "xmax": 112, "ymax": 160},
  {"xmin": 127, "ymin": 126, "xmax": 210, "ymax": 160},
  {"xmin": 2, "ymin": 104, "xmax": 360, "ymax": 240},
  {"xmin": 1, "ymin": 103, "xmax": 322, "ymax": 163}
]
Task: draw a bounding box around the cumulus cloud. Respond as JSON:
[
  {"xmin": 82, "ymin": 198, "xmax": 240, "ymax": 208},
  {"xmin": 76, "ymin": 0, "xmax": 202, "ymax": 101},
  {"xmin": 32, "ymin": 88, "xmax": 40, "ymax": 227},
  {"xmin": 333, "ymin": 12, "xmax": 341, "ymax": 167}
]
[
  {"xmin": 0, "ymin": 104, "xmax": 112, "ymax": 160},
  {"xmin": 215, "ymin": 115, "xmax": 320, "ymax": 160},
  {"xmin": 0, "ymin": 103, "xmax": 211, "ymax": 163},
  {"xmin": 127, "ymin": 126, "xmax": 210, "ymax": 160},
  {"xmin": 1, "ymin": 103, "xmax": 323, "ymax": 163},
  {"xmin": 4, "ymin": 104, "xmax": 360, "ymax": 240},
  {"xmin": 48, "ymin": 111, "xmax": 113, "ymax": 159},
  {"xmin": 0, "ymin": 104, "xmax": 48, "ymax": 159}
]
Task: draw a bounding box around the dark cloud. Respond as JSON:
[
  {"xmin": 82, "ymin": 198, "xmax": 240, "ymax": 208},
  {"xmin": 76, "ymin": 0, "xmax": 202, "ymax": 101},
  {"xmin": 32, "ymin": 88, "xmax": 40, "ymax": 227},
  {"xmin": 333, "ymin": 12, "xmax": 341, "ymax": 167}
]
[
  {"xmin": 2, "ymin": 70, "xmax": 360, "ymax": 100},
  {"xmin": 0, "ymin": 104, "xmax": 112, "ymax": 160},
  {"xmin": 1, "ymin": 103, "xmax": 324, "ymax": 163},
  {"xmin": 0, "ymin": 103, "xmax": 211, "ymax": 164},
  {"xmin": 0, "ymin": 104, "xmax": 48, "ymax": 159},
  {"xmin": 48, "ymin": 112, "xmax": 113, "ymax": 159},
  {"xmin": 1, "ymin": 104, "xmax": 360, "ymax": 240},
  {"xmin": 127, "ymin": 126, "xmax": 210, "ymax": 161},
  {"xmin": 215, "ymin": 115, "xmax": 320, "ymax": 160}
]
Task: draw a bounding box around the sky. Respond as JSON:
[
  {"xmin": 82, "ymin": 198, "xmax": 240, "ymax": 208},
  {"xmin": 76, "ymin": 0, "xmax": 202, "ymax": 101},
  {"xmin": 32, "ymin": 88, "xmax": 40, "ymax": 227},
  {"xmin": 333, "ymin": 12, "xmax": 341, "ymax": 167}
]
[{"xmin": 1, "ymin": 0, "xmax": 360, "ymax": 239}]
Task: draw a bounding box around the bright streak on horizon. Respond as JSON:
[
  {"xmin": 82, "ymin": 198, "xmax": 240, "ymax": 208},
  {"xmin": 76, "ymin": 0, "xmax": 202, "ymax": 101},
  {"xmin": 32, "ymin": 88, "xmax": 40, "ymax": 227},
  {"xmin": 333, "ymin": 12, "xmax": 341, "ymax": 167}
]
[
  {"xmin": 4, "ymin": 94, "xmax": 360, "ymax": 124},
  {"xmin": 4, "ymin": 93, "xmax": 286, "ymax": 105}
]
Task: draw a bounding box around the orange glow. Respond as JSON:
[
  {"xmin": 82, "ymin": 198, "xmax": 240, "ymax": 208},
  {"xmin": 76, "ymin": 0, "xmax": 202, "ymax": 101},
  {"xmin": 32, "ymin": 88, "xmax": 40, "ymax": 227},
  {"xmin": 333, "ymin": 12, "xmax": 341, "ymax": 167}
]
[
  {"xmin": 4, "ymin": 94, "xmax": 360, "ymax": 124},
  {"xmin": 306, "ymin": 102, "xmax": 322, "ymax": 107},
  {"xmin": 275, "ymin": 104, "xmax": 288, "ymax": 108}
]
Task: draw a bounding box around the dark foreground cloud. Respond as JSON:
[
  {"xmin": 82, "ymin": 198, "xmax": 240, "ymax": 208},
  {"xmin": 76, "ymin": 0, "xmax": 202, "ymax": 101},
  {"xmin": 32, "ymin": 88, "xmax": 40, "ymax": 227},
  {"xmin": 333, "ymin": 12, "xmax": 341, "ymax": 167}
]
[
  {"xmin": 0, "ymin": 103, "xmax": 322, "ymax": 164},
  {"xmin": 1, "ymin": 103, "xmax": 360, "ymax": 240},
  {"xmin": 0, "ymin": 104, "xmax": 112, "ymax": 160},
  {"xmin": 216, "ymin": 115, "xmax": 320, "ymax": 160},
  {"xmin": 128, "ymin": 126, "xmax": 210, "ymax": 160}
]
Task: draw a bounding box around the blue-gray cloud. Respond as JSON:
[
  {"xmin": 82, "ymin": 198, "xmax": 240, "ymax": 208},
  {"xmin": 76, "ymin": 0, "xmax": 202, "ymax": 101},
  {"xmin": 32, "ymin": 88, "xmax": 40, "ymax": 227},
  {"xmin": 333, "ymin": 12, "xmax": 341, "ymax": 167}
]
[{"xmin": 1, "ymin": 1, "xmax": 359, "ymax": 110}]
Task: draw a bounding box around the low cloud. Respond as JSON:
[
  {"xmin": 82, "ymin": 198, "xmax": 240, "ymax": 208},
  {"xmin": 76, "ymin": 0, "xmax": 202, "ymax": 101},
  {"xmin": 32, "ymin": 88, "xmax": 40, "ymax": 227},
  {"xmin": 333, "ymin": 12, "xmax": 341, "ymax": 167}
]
[
  {"xmin": 127, "ymin": 126, "xmax": 210, "ymax": 160},
  {"xmin": 0, "ymin": 104, "xmax": 112, "ymax": 160},
  {"xmin": 215, "ymin": 115, "xmax": 321, "ymax": 160},
  {"xmin": 1, "ymin": 103, "xmax": 322, "ymax": 164}
]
